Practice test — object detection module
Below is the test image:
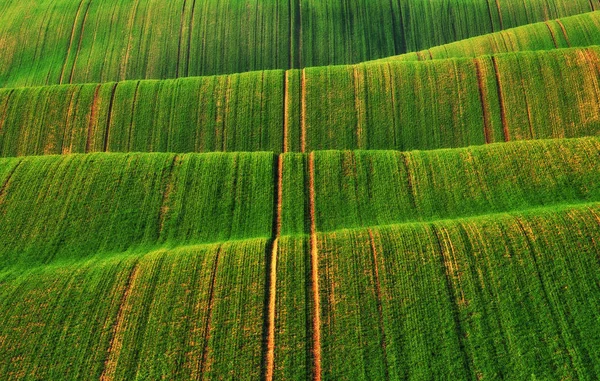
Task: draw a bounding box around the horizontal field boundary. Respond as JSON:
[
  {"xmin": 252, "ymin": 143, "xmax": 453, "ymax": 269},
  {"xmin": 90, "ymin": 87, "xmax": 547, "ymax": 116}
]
[
  {"xmin": 2, "ymin": 45, "xmax": 600, "ymax": 94},
  {"xmin": 4, "ymin": 200, "xmax": 598, "ymax": 274}
]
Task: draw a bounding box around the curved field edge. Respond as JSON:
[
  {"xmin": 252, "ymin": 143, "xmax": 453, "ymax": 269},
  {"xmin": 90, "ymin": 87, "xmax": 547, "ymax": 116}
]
[
  {"xmin": 0, "ymin": 0, "xmax": 597, "ymax": 87},
  {"xmin": 371, "ymin": 10, "xmax": 600, "ymax": 63},
  {"xmin": 0, "ymin": 136, "xmax": 598, "ymax": 267},
  {"xmin": 1, "ymin": 47, "xmax": 599, "ymax": 156},
  {"xmin": 0, "ymin": 202, "xmax": 599, "ymax": 380}
]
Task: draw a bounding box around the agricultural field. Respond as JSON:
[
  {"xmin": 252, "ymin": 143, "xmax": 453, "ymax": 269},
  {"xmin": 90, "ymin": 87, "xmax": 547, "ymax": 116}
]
[{"xmin": 0, "ymin": 1, "xmax": 599, "ymax": 380}]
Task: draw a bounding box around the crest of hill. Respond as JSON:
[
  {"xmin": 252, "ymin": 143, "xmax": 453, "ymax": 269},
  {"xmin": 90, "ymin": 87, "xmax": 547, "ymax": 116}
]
[{"xmin": 0, "ymin": 0, "xmax": 597, "ymax": 87}]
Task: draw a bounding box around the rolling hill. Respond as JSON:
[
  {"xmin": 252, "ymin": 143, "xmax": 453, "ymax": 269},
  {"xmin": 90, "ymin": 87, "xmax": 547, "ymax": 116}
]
[{"xmin": 0, "ymin": 1, "xmax": 599, "ymax": 381}]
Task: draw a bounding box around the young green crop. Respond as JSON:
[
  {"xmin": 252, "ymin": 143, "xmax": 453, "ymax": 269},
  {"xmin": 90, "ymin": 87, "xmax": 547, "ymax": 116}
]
[
  {"xmin": 374, "ymin": 11, "xmax": 600, "ymax": 63},
  {"xmin": 0, "ymin": 0, "xmax": 596, "ymax": 87},
  {"xmin": 1, "ymin": 47, "xmax": 599, "ymax": 156}
]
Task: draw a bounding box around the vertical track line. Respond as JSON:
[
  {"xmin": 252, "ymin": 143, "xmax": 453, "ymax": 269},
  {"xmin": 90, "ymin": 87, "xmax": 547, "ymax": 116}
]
[
  {"xmin": 474, "ymin": 59, "xmax": 492, "ymax": 144},
  {"xmin": 265, "ymin": 154, "xmax": 284, "ymax": 381},
  {"xmin": 491, "ymin": 56, "xmax": 509, "ymax": 141},
  {"xmin": 68, "ymin": 0, "xmax": 93, "ymax": 83},
  {"xmin": 100, "ymin": 261, "xmax": 142, "ymax": 381},
  {"xmin": 283, "ymin": 71, "xmax": 290, "ymax": 153},
  {"xmin": 59, "ymin": 0, "xmax": 86, "ymax": 84},
  {"xmin": 103, "ymin": 82, "xmax": 119, "ymax": 152},
  {"xmin": 176, "ymin": 0, "xmax": 189, "ymax": 78},
  {"xmin": 198, "ymin": 246, "xmax": 222, "ymax": 378},
  {"xmin": 544, "ymin": 22, "xmax": 558, "ymax": 48},
  {"xmin": 556, "ymin": 20, "xmax": 571, "ymax": 47},
  {"xmin": 301, "ymin": 68, "xmax": 307, "ymax": 152},
  {"xmin": 85, "ymin": 84, "xmax": 102, "ymax": 153},
  {"xmin": 368, "ymin": 229, "xmax": 390, "ymax": 381},
  {"xmin": 308, "ymin": 152, "xmax": 322, "ymax": 381}
]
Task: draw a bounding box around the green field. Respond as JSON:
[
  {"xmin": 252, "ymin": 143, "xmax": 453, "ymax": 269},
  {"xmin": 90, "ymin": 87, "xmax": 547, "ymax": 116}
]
[
  {"xmin": 1, "ymin": 1, "xmax": 600, "ymax": 380},
  {"xmin": 1, "ymin": 47, "xmax": 600, "ymax": 156}
]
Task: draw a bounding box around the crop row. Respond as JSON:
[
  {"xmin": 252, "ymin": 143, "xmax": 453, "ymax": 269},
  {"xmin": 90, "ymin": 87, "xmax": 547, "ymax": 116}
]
[
  {"xmin": 1, "ymin": 47, "xmax": 599, "ymax": 156},
  {"xmin": 0, "ymin": 136, "xmax": 598, "ymax": 268},
  {"xmin": 1, "ymin": 202, "xmax": 599, "ymax": 380},
  {"xmin": 0, "ymin": 239, "xmax": 267, "ymax": 380},
  {"xmin": 374, "ymin": 10, "xmax": 600, "ymax": 62},
  {"xmin": 0, "ymin": 0, "xmax": 597, "ymax": 87},
  {"xmin": 0, "ymin": 152, "xmax": 274, "ymax": 267}
]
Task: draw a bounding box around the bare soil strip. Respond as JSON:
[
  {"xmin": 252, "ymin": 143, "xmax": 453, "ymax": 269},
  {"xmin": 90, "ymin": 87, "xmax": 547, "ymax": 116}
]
[
  {"xmin": 283, "ymin": 71, "xmax": 290, "ymax": 153},
  {"xmin": 301, "ymin": 68, "xmax": 307, "ymax": 152},
  {"xmin": 474, "ymin": 59, "xmax": 492, "ymax": 143},
  {"xmin": 491, "ymin": 56, "xmax": 509, "ymax": 141},
  {"xmin": 265, "ymin": 238, "xmax": 279, "ymax": 381},
  {"xmin": 308, "ymin": 152, "xmax": 322, "ymax": 381},
  {"xmin": 100, "ymin": 262, "xmax": 141, "ymax": 381},
  {"xmin": 59, "ymin": 0, "xmax": 86, "ymax": 84},
  {"xmin": 368, "ymin": 229, "xmax": 390, "ymax": 380},
  {"xmin": 265, "ymin": 154, "xmax": 284, "ymax": 381},
  {"xmin": 85, "ymin": 84, "xmax": 102, "ymax": 153},
  {"xmin": 103, "ymin": 82, "xmax": 119, "ymax": 152},
  {"xmin": 556, "ymin": 20, "xmax": 571, "ymax": 47},
  {"xmin": 544, "ymin": 22, "xmax": 559, "ymax": 48}
]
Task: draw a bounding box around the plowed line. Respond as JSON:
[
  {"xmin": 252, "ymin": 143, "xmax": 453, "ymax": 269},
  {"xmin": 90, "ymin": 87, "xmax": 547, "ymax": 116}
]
[
  {"xmin": 60, "ymin": 88, "xmax": 79, "ymax": 154},
  {"xmin": 283, "ymin": 71, "xmax": 290, "ymax": 153},
  {"xmin": 68, "ymin": 0, "xmax": 93, "ymax": 83},
  {"xmin": 0, "ymin": 160, "xmax": 22, "ymax": 206},
  {"xmin": 176, "ymin": 0, "xmax": 189, "ymax": 78},
  {"xmin": 265, "ymin": 154, "xmax": 284, "ymax": 381},
  {"xmin": 491, "ymin": 56, "xmax": 509, "ymax": 141},
  {"xmin": 59, "ymin": 0, "xmax": 86, "ymax": 84},
  {"xmin": 185, "ymin": 0, "xmax": 198, "ymax": 77},
  {"xmin": 431, "ymin": 226, "xmax": 473, "ymax": 378},
  {"xmin": 544, "ymin": 22, "xmax": 558, "ymax": 48},
  {"xmin": 0, "ymin": 89, "xmax": 15, "ymax": 134},
  {"xmin": 103, "ymin": 83, "xmax": 118, "ymax": 152},
  {"xmin": 368, "ymin": 229, "xmax": 390, "ymax": 381},
  {"xmin": 308, "ymin": 152, "xmax": 322, "ymax": 381},
  {"xmin": 474, "ymin": 59, "xmax": 492, "ymax": 143},
  {"xmin": 556, "ymin": 20, "xmax": 571, "ymax": 47},
  {"xmin": 301, "ymin": 69, "xmax": 307, "ymax": 152},
  {"xmin": 120, "ymin": 0, "xmax": 141, "ymax": 80},
  {"xmin": 353, "ymin": 66, "xmax": 365, "ymax": 148},
  {"xmin": 494, "ymin": 0, "xmax": 504, "ymax": 29},
  {"xmin": 85, "ymin": 84, "xmax": 102, "ymax": 153},
  {"xmin": 521, "ymin": 78, "xmax": 535, "ymax": 139},
  {"xmin": 157, "ymin": 155, "xmax": 179, "ymax": 236},
  {"xmin": 100, "ymin": 262, "xmax": 141, "ymax": 381},
  {"xmin": 198, "ymin": 247, "xmax": 221, "ymax": 377},
  {"xmin": 126, "ymin": 81, "xmax": 141, "ymax": 151}
]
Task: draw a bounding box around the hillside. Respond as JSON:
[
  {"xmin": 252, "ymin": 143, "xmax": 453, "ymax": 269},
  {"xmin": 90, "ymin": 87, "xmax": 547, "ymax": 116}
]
[
  {"xmin": 0, "ymin": 1, "xmax": 598, "ymax": 87},
  {"xmin": 1, "ymin": 47, "xmax": 600, "ymax": 156},
  {"xmin": 1, "ymin": 1, "xmax": 600, "ymax": 380}
]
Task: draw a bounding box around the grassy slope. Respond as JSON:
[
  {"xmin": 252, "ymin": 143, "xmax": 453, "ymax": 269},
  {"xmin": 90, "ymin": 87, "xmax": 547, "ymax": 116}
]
[
  {"xmin": 374, "ymin": 10, "xmax": 600, "ymax": 62},
  {"xmin": 1, "ymin": 47, "xmax": 599, "ymax": 156},
  {"xmin": 1, "ymin": 2, "xmax": 600, "ymax": 380},
  {"xmin": 0, "ymin": 0, "xmax": 597, "ymax": 87},
  {"xmin": 1, "ymin": 204, "xmax": 599, "ymax": 380}
]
